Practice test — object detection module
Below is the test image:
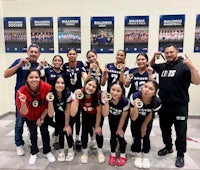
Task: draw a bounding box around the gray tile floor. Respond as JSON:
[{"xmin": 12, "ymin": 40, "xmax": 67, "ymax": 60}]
[{"xmin": 0, "ymin": 113, "xmax": 200, "ymax": 170}]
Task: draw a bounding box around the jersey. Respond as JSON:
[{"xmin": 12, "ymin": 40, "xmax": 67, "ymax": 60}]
[
  {"xmin": 130, "ymin": 91, "xmax": 161, "ymax": 117},
  {"xmin": 83, "ymin": 61, "xmax": 102, "ymax": 84},
  {"xmin": 8, "ymin": 58, "xmax": 40, "ymax": 92},
  {"xmin": 152, "ymin": 57, "xmax": 191, "ymax": 105},
  {"xmin": 44, "ymin": 67, "xmax": 65, "ymax": 85},
  {"xmin": 102, "ymin": 95, "xmax": 130, "ymax": 116},
  {"xmin": 53, "ymin": 90, "xmax": 73, "ymax": 122},
  {"xmin": 127, "ymin": 68, "xmax": 156, "ymax": 98},
  {"xmin": 62, "ymin": 61, "xmax": 86, "ymax": 92},
  {"xmin": 106, "ymin": 63, "xmax": 129, "ymax": 91}
]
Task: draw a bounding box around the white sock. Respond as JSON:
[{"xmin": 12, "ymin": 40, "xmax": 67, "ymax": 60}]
[
  {"xmin": 97, "ymin": 148, "xmax": 102, "ymax": 154},
  {"xmin": 120, "ymin": 153, "xmax": 126, "ymax": 158},
  {"xmin": 76, "ymin": 135, "xmax": 79, "ymax": 141},
  {"xmin": 83, "ymin": 148, "xmax": 88, "ymax": 155},
  {"xmin": 111, "ymin": 152, "xmax": 116, "ymax": 157},
  {"xmin": 68, "ymin": 147, "xmax": 73, "ymax": 153},
  {"xmin": 60, "ymin": 148, "xmax": 65, "ymax": 153}
]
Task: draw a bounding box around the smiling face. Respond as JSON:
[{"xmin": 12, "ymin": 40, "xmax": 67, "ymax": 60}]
[
  {"xmin": 84, "ymin": 80, "xmax": 97, "ymax": 95},
  {"xmin": 52, "ymin": 55, "xmax": 63, "ymax": 69},
  {"xmin": 136, "ymin": 54, "xmax": 148, "ymax": 69},
  {"xmin": 87, "ymin": 51, "xmax": 98, "ymax": 64},
  {"xmin": 110, "ymin": 84, "xmax": 123, "ymax": 100},
  {"xmin": 67, "ymin": 49, "xmax": 77, "ymax": 62},
  {"xmin": 26, "ymin": 71, "xmax": 40, "ymax": 91},
  {"xmin": 164, "ymin": 45, "xmax": 178, "ymax": 62},
  {"xmin": 55, "ymin": 77, "xmax": 65, "ymax": 92},
  {"xmin": 27, "ymin": 47, "xmax": 40, "ymax": 63},
  {"xmin": 115, "ymin": 50, "xmax": 126, "ymax": 64}
]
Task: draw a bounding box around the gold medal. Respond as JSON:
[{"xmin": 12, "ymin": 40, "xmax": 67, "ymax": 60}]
[
  {"xmin": 46, "ymin": 92, "xmax": 54, "ymax": 101},
  {"xmin": 70, "ymin": 79, "xmax": 76, "ymax": 85},
  {"xmin": 135, "ymin": 98, "xmax": 143, "ymax": 109},
  {"xmin": 32, "ymin": 100, "xmax": 38, "ymax": 107}
]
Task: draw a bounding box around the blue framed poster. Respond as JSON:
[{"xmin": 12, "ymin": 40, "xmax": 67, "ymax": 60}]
[
  {"xmin": 124, "ymin": 16, "xmax": 149, "ymax": 53},
  {"xmin": 4, "ymin": 17, "xmax": 27, "ymax": 53},
  {"xmin": 58, "ymin": 17, "xmax": 81, "ymax": 53},
  {"xmin": 91, "ymin": 17, "xmax": 114, "ymax": 53},
  {"xmin": 30, "ymin": 17, "xmax": 54, "ymax": 53}
]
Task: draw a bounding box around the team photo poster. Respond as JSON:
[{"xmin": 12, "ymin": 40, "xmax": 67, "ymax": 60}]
[
  {"xmin": 30, "ymin": 17, "xmax": 54, "ymax": 53},
  {"xmin": 4, "ymin": 17, "xmax": 27, "ymax": 53},
  {"xmin": 159, "ymin": 14, "xmax": 185, "ymax": 53},
  {"xmin": 124, "ymin": 16, "xmax": 149, "ymax": 53},
  {"xmin": 58, "ymin": 17, "xmax": 81, "ymax": 53}
]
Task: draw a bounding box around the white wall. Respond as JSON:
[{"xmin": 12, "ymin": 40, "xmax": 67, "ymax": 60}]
[{"xmin": 1, "ymin": 0, "xmax": 200, "ymax": 115}]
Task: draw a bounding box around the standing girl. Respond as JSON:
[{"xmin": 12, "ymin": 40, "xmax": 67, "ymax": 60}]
[
  {"xmin": 47, "ymin": 75, "xmax": 75, "ymax": 162},
  {"xmin": 102, "ymin": 81, "xmax": 129, "ymax": 166},
  {"xmin": 16, "ymin": 69, "xmax": 55, "ymax": 165},
  {"xmin": 129, "ymin": 80, "xmax": 161, "ymax": 169},
  {"xmin": 43, "ymin": 55, "xmax": 65, "ymax": 149},
  {"xmin": 70, "ymin": 77, "xmax": 105, "ymax": 164}
]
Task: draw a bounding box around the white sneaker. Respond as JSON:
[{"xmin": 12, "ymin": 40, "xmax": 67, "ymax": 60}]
[
  {"xmin": 65, "ymin": 151, "xmax": 75, "ymax": 162},
  {"xmin": 134, "ymin": 157, "xmax": 143, "ymax": 168},
  {"xmin": 98, "ymin": 152, "xmax": 105, "ymax": 163},
  {"xmin": 46, "ymin": 152, "xmax": 56, "ymax": 162},
  {"xmin": 16, "ymin": 145, "xmax": 25, "ymax": 156},
  {"xmin": 142, "ymin": 157, "xmax": 150, "ymax": 169},
  {"xmin": 57, "ymin": 152, "xmax": 65, "ymax": 162},
  {"xmin": 29, "ymin": 154, "xmax": 37, "ymax": 165},
  {"xmin": 81, "ymin": 153, "xmax": 88, "ymax": 164}
]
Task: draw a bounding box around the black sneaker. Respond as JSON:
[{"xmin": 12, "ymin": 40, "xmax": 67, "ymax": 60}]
[
  {"xmin": 175, "ymin": 156, "xmax": 184, "ymax": 168},
  {"xmin": 158, "ymin": 147, "xmax": 173, "ymax": 156}
]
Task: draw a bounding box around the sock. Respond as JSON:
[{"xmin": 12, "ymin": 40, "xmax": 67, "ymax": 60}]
[
  {"xmin": 97, "ymin": 148, "xmax": 102, "ymax": 154},
  {"xmin": 76, "ymin": 135, "xmax": 79, "ymax": 141},
  {"xmin": 68, "ymin": 147, "xmax": 73, "ymax": 153},
  {"xmin": 60, "ymin": 148, "xmax": 65, "ymax": 153},
  {"xmin": 111, "ymin": 152, "xmax": 116, "ymax": 157},
  {"xmin": 120, "ymin": 153, "xmax": 126, "ymax": 158},
  {"xmin": 83, "ymin": 148, "xmax": 88, "ymax": 155}
]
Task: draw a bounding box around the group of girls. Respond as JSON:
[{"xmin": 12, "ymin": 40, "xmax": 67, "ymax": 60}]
[{"xmin": 16, "ymin": 48, "xmax": 161, "ymax": 169}]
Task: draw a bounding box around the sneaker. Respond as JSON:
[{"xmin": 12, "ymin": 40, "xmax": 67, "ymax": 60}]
[
  {"xmin": 16, "ymin": 145, "xmax": 25, "ymax": 156},
  {"xmin": 75, "ymin": 140, "xmax": 82, "ymax": 151},
  {"xmin": 46, "ymin": 152, "xmax": 56, "ymax": 162},
  {"xmin": 29, "ymin": 154, "xmax": 37, "ymax": 165},
  {"xmin": 116, "ymin": 156, "xmax": 127, "ymax": 166},
  {"xmin": 175, "ymin": 156, "xmax": 184, "ymax": 168},
  {"xmin": 81, "ymin": 153, "xmax": 88, "ymax": 164},
  {"xmin": 98, "ymin": 152, "xmax": 105, "ymax": 163},
  {"xmin": 134, "ymin": 157, "xmax": 143, "ymax": 168},
  {"xmin": 57, "ymin": 152, "xmax": 65, "ymax": 162},
  {"xmin": 158, "ymin": 147, "xmax": 173, "ymax": 156},
  {"xmin": 142, "ymin": 158, "xmax": 150, "ymax": 169},
  {"xmin": 108, "ymin": 155, "xmax": 116, "ymax": 166},
  {"xmin": 65, "ymin": 151, "xmax": 75, "ymax": 162}
]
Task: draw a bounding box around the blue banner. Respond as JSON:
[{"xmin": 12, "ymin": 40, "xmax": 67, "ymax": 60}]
[
  {"xmin": 4, "ymin": 17, "xmax": 27, "ymax": 53},
  {"xmin": 194, "ymin": 14, "xmax": 200, "ymax": 52},
  {"xmin": 159, "ymin": 15, "xmax": 185, "ymax": 52},
  {"xmin": 58, "ymin": 17, "xmax": 81, "ymax": 53},
  {"xmin": 30, "ymin": 17, "xmax": 54, "ymax": 53},
  {"xmin": 124, "ymin": 16, "xmax": 149, "ymax": 53},
  {"xmin": 91, "ymin": 17, "xmax": 114, "ymax": 53}
]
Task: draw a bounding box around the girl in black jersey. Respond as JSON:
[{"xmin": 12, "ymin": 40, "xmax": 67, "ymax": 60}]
[
  {"xmin": 70, "ymin": 77, "xmax": 105, "ymax": 164},
  {"xmin": 47, "ymin": 75, "xmax": 75, "ymax": 162},
  {"xmin": 102, "ymin": 80, "xmax": 129, "ymax": 166},
  {"xmin": 129, "ymin": 80, "xmax": 161, "ymax": 169}
]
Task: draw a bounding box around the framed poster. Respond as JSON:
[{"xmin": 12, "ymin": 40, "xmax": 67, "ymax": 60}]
[
  {"xmin": 91, "ymin": 17, "xmax": 114, "ymax": 53},
  {"xmin": 4, "ymin": 17, "xmax": 27, "ymax": 52}
]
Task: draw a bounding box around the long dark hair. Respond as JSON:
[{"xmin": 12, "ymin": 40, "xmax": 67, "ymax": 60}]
[
  {"xmin": 51, "ymin": 75, "xmax": 67, "ymax": 102},
  {"xmin": 109, "ymin": 80, "xmax": 125, "ymax": 96},
  {"xmin": 83, "ymin": 77, "xmax": 100, "ymax": 108}
]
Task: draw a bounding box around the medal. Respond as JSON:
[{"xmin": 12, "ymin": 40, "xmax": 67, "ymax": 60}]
[
  {"xmin": 70, "ymin": 79, "xmax": 76, "ymax": 85},
  {"xmin": 32, "ymin": 100, "xmax": 38, "ymax": 107},
  {"xmin": 135, "ymin": 98, "xmax": 143, "ymax": 109}
]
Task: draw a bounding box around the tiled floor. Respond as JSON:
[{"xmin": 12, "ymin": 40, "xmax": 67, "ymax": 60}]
[{"xmin": 0, "ymin": 113, "xmax": 200, "ymax": 170}]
